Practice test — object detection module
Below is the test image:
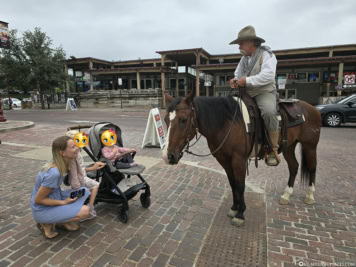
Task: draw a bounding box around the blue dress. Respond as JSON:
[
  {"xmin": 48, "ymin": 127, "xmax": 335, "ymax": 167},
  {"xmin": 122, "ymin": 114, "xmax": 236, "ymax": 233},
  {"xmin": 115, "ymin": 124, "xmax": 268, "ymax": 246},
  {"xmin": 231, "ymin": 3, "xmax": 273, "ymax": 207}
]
[{"xmin": 30, "ymin": 168, "xmax": 90, "ymax": 224}]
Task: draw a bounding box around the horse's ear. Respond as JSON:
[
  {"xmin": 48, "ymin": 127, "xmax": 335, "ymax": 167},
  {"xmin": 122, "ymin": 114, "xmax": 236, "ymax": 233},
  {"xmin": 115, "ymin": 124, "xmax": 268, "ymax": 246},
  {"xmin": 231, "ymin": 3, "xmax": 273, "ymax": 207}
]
[
  {"xmin": 185, "ymin": 90, "xmax": 195, "ymax": 105},
  {"xmin": 165, "ymin": 93, "xmax": 174, "ymax": 105}
]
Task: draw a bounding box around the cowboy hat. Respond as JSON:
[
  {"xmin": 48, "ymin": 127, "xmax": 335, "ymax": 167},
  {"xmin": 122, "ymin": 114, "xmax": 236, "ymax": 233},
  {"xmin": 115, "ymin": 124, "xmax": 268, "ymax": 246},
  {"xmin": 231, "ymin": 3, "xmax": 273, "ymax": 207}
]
[{"xmin": 229, "ymin": 25, "xmax": 265, "ymax": 45}]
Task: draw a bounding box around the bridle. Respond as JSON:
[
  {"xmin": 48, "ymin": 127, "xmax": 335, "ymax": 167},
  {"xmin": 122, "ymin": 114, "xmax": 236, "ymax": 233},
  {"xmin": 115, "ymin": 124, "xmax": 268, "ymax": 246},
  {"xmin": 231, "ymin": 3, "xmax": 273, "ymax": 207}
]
[{"xmin": 170, "ymin": 100, "xmax": 239, "ymax": 158}]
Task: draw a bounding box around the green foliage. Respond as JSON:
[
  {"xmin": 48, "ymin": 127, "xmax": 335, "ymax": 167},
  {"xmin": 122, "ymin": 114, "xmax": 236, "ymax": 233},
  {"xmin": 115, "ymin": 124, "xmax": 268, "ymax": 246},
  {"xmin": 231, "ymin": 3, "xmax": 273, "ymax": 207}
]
[{"xmin": 0, "ymin": 28, "xmax": 67, "ymax": 108}]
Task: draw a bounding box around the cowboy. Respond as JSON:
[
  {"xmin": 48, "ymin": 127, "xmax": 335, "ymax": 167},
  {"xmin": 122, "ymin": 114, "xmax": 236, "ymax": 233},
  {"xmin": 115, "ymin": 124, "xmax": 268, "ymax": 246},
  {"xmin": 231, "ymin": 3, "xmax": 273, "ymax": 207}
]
[{"xmin": 229, "ymin": 25, "xmax": 280, "ymax": 166}]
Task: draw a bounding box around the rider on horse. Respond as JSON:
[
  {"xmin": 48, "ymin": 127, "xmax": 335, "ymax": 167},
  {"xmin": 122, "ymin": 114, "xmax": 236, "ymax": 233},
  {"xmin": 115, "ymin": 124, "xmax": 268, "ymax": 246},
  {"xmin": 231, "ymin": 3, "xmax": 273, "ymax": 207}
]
[{"xmin": 229, "ymin": 25, "xmax": 280, "ymax": 166}]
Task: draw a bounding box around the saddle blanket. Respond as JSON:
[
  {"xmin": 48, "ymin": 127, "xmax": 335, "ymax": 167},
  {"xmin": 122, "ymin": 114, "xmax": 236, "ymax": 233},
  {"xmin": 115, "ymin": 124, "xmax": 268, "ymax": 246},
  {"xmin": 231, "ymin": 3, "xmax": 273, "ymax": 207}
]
[{"xmin": 232, "ymin": 96, "xmax": 282, "ymax": 133}]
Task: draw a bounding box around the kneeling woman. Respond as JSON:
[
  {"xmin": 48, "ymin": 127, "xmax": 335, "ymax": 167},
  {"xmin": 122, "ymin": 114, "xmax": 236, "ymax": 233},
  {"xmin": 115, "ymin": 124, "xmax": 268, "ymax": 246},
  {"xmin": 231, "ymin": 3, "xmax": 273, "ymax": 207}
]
[{"xmin": 30, "ymin": 136, "xmax": 91, "ymax": 239}]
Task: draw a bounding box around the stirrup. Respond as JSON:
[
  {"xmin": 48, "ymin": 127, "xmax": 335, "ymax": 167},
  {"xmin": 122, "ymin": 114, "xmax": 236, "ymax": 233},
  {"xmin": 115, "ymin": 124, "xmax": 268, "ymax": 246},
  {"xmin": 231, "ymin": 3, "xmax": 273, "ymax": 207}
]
[{"xmin": 265, "ymin": 150, "xmax": 281, "ymax": 166}]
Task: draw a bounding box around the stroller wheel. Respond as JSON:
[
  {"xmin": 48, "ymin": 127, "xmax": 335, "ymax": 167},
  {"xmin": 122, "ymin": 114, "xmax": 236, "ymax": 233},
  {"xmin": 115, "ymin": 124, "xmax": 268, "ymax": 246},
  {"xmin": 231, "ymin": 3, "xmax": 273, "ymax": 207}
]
[
  {"xmin": 140, "ymin": 193, "xmax": 151, "ymax": 209},
  {"xmin": 118, "ymin": 207, "xmax": 128, "ymax": 223}
]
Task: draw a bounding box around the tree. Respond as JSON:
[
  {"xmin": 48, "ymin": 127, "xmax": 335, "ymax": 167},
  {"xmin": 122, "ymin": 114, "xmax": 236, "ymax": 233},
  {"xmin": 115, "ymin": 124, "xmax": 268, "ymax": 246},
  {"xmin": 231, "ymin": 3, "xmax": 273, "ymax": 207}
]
[
  {"xmin": 0, "ymin": 27, "xmax": 67, "ymax": 109},
  {"xmin": 0, "ymin": 30, "xmax": 31, "ymax": 93}
]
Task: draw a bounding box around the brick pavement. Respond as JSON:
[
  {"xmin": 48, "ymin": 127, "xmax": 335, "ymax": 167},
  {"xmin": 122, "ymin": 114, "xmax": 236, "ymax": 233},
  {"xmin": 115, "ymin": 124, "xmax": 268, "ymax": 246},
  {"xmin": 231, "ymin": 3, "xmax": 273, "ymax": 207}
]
[{"xmin": 0, "ymin": 118, "xmax": 356, "ymax": 266}]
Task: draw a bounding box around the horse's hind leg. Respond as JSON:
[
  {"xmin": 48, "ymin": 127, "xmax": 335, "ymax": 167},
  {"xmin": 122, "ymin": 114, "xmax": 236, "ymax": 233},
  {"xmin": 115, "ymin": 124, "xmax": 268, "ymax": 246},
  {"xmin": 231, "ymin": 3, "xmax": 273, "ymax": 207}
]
[
  {"xmin": 301, "ymin": 144, "xmax": 317, "ymax": 205},
  {"xmin": 280, "ymin": 142, "xmax": 299, "ymax": 205}
]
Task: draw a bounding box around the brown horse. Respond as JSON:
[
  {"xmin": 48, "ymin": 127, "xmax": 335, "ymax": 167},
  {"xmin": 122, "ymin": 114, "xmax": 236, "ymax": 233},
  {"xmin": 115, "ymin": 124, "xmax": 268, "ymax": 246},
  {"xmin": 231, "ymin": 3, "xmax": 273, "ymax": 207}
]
[{"xmin": 162, "ymin": 91, "xmax": 321, "ymax": 226}]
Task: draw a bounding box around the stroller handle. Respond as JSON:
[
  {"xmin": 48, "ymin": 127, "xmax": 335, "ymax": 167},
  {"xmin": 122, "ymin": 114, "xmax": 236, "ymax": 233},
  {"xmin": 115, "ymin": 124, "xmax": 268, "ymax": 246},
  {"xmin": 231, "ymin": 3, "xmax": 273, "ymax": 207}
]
[{"xmin": 67, "ymin": 125, "xmax": 93, "ymax": 131}]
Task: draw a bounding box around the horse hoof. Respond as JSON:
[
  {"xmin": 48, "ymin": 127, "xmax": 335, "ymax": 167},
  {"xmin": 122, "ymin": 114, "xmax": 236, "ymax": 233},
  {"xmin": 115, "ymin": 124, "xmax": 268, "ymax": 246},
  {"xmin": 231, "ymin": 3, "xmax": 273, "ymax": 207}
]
[
  {"xmin": 279, "ymin": 197, "xmax": 289, "ymax": 205},
  {"xmin": 227, "ymin": 209, "xmax": 238, "ymax": 218},
  {"xmin": 231, "ymin": 218, "xmax": 244, "ymax": 227},
  {"xmin": 304, "ymin": 197, "xmax": 314, "ymax": 205}
]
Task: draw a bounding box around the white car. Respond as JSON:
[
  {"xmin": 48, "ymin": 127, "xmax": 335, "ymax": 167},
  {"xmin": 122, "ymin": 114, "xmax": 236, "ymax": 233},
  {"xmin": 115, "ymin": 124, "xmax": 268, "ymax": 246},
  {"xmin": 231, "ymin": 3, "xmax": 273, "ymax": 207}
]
[{"xmin": 2, "ymin": 98, "xmax": 22, "ymax": 109}]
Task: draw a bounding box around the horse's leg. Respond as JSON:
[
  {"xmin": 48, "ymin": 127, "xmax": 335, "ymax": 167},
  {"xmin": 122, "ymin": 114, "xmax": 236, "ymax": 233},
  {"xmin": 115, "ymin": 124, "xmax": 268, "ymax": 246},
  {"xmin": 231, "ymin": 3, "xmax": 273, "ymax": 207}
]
[
  {"xmin": 300, "ymin": 143, "xmax": 318, "ymax": 205},
  {"xmin": 226, "ymin": 168, "xmax": 239, "ymax": 218},
  {"xmin": 218, "ymin": 159, "xmax": 239, "ymax": 218},
  {"xmin": 279, "ymin": 142, "xmax": 299, "ymax": 205},
  {"xmin": 230, "ymin": 156, "xmax": 247, "ymax": 227}
]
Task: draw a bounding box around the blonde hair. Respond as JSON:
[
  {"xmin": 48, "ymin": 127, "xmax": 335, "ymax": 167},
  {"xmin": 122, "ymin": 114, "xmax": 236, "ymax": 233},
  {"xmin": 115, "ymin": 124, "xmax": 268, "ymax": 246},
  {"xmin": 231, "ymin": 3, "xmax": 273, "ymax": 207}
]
[
  {"xmin": 42, "ymin": 136, "xmax": 72, "ymax": 176},
  {"xmin": 65, "ymin": 130, "xmax": 79, "ymax": 139}
]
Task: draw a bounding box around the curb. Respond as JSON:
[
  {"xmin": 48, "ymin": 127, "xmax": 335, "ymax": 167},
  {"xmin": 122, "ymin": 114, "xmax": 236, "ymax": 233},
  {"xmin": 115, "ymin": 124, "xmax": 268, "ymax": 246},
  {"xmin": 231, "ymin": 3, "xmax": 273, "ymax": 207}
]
[{"xmin": 0, "ymin": 121, "xmax": 35, "ymax": 133}]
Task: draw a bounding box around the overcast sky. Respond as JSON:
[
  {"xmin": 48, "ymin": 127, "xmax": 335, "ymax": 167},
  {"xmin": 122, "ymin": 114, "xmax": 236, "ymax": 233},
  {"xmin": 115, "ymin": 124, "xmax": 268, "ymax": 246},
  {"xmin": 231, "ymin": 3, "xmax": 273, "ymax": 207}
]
[{"xmin": 2, "ymin": 0, "xmax": 356, "ymax": 61}]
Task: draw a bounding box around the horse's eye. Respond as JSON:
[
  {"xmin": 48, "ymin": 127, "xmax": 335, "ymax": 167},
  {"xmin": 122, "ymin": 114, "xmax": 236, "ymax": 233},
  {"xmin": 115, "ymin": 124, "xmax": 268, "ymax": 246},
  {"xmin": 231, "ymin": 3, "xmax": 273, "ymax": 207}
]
[{"xmin": 180, "ymin": 118, "xmax": 187, "ymax": 128}]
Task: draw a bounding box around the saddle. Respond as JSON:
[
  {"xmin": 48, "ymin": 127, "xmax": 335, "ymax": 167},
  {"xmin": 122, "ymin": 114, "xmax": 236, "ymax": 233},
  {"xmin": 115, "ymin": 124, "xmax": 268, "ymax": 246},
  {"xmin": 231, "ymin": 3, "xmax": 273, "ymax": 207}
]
[{"xmin": 236, "ymin": 89, "xmax": 305, "ymax": 167}]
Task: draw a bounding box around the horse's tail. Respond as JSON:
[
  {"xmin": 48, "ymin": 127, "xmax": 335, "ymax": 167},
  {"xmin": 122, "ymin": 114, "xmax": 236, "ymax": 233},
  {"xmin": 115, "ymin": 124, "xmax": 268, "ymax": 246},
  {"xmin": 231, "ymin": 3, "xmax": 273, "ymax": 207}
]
[{"xmin": 300, "ymin": 145, "xmax": 310, "ymax": 187}]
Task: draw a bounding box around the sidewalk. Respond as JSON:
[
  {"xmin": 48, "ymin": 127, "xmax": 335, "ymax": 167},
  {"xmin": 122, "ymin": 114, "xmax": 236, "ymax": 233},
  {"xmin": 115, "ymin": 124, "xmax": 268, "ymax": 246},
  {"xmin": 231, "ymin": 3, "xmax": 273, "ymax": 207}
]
[
  {"xmin": 0, "ymin": 121, "xmax": 355, "ymax": 267},
  {"xmin": 0, "ymin": 120, "xmax": 35, "ymax": 133}
]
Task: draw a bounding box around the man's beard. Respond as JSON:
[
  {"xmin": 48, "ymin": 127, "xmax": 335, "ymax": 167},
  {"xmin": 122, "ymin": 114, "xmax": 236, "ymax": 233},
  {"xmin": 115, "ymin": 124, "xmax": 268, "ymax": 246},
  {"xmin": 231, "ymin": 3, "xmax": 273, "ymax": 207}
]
[{"xmin": 240, "ymin": 49, "xmax": 247, "ymax": 56}]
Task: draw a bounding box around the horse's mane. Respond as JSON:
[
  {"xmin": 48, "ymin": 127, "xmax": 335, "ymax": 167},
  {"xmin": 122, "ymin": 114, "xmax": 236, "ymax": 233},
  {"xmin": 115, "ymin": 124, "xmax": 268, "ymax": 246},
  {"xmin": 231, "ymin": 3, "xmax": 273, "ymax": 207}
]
[
  {"xmin": 167, "ymin": 96, "xmax": 242, "ymax": 132},
  {"xmin": 193, "ymin": 96, "xmax": 242, "ymax": 132}
]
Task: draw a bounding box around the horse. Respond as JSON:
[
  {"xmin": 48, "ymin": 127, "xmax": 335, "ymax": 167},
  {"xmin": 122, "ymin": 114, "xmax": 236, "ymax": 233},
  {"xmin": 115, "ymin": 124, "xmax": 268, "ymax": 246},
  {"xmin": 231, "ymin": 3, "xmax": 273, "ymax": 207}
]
[{"xmin": 162, "ymin": 91, "xmax": 321, "ymax": 226}]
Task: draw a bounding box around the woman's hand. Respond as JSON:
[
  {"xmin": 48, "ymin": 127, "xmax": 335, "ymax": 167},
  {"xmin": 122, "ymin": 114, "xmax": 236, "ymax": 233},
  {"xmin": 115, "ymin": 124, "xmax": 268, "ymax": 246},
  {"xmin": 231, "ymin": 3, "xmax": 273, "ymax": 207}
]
[
  {"xmin": 130, "ymin": 148, "xmax": 136, "ymax": 153},
  {"xmin": 85, "ymin": 161, "xmax": 106, "ymax": 172},
  {"xmin": 63, "ymin": 197, "xmax": 78, "ymax": 205},
  {"xmin": 93, "ymin": 161, "xmax": 106, "ymax": 170}
]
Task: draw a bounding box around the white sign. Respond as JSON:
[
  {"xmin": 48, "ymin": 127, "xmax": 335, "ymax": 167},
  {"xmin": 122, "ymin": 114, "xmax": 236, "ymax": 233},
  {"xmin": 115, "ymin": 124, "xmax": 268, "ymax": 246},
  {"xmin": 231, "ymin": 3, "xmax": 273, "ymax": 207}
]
[
  {"xmin": 118, "ymin": 78, "xmax": 122, "ymax": 86},
  {"xmin": 142, "ymin": 108, "xmax": 166, "ymax": 149},
  {"xmin": 65, "ymin": 98, "xmax": 78, "ymax": 111},
  {"xmin": 343, "ymin": 84, "xmax": 356, "ymax": 88},
  {"xmin": 278, "ymin": 79, "xmax": 286, "ymax": 89},
  {"xmin": 204, "ymin": 81, "xmax": 211, "ymax": 86},
  {"xmin": 344, "ymin": 75, "xmax": 355, "ymax": 84}
]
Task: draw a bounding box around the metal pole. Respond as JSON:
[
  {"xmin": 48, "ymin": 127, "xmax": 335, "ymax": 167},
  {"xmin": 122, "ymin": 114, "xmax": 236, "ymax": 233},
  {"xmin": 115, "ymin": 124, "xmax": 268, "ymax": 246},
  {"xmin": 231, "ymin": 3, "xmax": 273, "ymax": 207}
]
[{"xmin": 120, "ymin": 84, "xmax": 122, "ymax": 109}]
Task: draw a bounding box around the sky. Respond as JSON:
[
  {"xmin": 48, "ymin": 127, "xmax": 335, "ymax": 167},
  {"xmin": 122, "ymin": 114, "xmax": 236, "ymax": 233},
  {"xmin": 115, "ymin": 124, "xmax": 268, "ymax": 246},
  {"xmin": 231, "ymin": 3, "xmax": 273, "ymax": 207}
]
[{"xmin": 2, "ymin": 0, "xmax": 356, "ymax": 61}]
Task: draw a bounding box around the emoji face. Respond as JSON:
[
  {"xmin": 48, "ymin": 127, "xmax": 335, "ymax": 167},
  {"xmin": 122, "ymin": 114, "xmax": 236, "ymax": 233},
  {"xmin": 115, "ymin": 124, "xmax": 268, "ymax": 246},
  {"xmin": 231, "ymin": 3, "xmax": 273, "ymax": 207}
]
[
  {"xmin": 73, "ymin": 132, "xmax": 89, "ymax": 148},
  {"xmin": 101, "ymin": 129, "xmax": 117, "ymax": 147}
]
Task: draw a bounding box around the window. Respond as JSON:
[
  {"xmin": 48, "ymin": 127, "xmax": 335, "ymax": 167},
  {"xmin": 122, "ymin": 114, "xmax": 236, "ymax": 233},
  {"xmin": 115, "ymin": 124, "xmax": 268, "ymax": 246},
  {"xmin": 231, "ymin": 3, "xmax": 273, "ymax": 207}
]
[
  {"xmin": 131, "ymin": 80, "xmax": 137, "ymax": 89},
  {"xmin": 219, "ymin": 76, "xmax": 226, "ymax": 86},
  {"xmin": 308, "ymin": 72, "xmax": 320, "ymax": 82},
  {"xmin": 178, "ymin": 79, "xmax": 185, "ymax": 90},
  {"xmin": 146, "ymin": 79, "xmax": 152, "ymax": 89},
  {"xmin": 296, "ymin": 73, "xmax": 307, "ymax": 82},
  {"xmin": 170, "ymin": 79, "xmax": 177, "ymax": 89}
]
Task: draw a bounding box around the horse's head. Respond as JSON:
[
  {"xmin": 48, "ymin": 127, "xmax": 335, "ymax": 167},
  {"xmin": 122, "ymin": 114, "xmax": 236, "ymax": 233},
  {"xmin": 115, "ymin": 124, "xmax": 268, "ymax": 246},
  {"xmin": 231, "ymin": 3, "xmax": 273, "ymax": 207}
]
[{"xmin": 162, "ymin": 91, "xmax": 197, "ymax": 165}]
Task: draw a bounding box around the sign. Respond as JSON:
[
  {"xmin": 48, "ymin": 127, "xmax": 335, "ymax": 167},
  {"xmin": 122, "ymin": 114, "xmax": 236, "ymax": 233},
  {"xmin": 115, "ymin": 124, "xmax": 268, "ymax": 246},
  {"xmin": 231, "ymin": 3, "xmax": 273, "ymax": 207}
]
[
  {"xmin": 0, "ymin": 21, "xmax": 10, "ymax": 49},
  {"xmin": 288, "ymin": 74, "xmax": 296, "ymax": 80},
  {"xmin": 343, "ymin": 84, "xmax": 356, "ymax": 88},
  {"xmin": 204, "ymin": 81, "xmax": 211, "ymax": 86},
  {"xmin": 118, "ymin": 78, "xmax": 122, "ymax": 86},
  {"xmin": 65, "ymin": 98, "xmax": 78, "ymax": 111},
  {"xmin": 142, "ymin": 108, "xmax": 166, "ymax": 149},
  {"xmin": 278, "ymin": 79, "xmax": 286, "ymax": 90},
  {"xmin": 344, "ymin": 75, "xmax": 355, "ymax": 84}
]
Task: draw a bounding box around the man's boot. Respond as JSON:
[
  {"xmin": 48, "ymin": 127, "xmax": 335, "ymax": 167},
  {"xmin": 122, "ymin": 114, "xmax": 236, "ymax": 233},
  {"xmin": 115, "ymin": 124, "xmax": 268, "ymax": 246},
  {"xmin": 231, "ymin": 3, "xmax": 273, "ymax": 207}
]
[{"xmin": 266, "ymin": 131, "xmax": 281, "ymax": 166}]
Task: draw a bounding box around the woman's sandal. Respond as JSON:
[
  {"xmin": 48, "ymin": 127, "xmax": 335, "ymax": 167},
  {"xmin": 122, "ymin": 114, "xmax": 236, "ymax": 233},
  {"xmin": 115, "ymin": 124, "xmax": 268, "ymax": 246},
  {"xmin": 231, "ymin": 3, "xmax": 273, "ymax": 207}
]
[
  {"xmin": 36, "ymin": 223, "xmax": 59, "ymax": 239},
  {"xmin": 56, "ymin": 223, "xmax": 79, "ymax": 231}
]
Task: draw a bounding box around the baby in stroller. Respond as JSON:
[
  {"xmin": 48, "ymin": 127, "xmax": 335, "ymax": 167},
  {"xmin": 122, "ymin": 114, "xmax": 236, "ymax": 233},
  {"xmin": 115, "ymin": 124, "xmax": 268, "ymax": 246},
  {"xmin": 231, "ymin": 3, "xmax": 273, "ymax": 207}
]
[{"xmin": 101, "ymin": 145, "xmax": 137, "ymax": 169}]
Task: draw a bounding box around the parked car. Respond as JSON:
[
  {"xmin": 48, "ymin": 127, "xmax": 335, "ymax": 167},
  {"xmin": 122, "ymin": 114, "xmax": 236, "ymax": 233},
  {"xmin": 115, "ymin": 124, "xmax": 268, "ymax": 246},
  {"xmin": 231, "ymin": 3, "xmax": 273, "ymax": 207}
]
[
  {"xmin": 2, "ymin": 98, "xmax": 22, "ymax": 109},
  {"xmin": 315, "ymin": 94, "xmax": 356, "ymax": 127}
]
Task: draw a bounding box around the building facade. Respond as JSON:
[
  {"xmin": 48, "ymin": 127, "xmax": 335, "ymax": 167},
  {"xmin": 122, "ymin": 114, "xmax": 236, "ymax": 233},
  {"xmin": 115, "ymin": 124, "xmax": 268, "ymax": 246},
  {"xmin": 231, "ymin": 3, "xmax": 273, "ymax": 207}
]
[{"xmin": 66, "ymin": 44, "xmax": 356, "ymax": 105}]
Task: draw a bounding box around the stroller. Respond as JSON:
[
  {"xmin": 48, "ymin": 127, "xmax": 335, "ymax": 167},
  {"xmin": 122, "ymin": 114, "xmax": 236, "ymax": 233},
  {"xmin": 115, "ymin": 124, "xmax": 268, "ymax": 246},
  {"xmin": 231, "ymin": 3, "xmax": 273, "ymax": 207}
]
[{"xmin": 67, "ymin": 122, "xmax": 151, "ymax": 223}]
